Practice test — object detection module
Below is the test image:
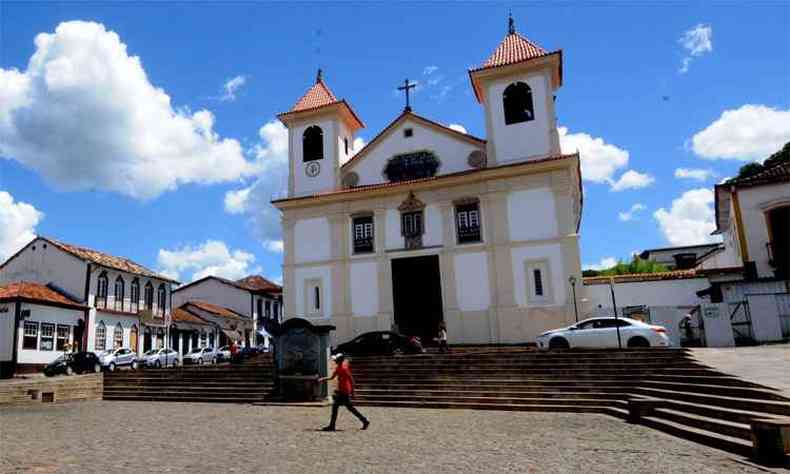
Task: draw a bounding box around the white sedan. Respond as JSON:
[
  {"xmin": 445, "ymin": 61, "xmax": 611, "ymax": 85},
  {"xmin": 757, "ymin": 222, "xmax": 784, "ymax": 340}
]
[{"xmin": 536, "ymin": 317, "xmax": 670, "ymax": 350}]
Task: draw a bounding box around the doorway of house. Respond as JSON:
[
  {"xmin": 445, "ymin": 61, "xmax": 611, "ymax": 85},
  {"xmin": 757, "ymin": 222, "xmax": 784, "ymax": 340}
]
[
  {"xmin": 767, "ymin": 206, "xmax": 789, "ymax": 279},
  {"xmin": 391, "ymin": 255, "xmax": 444, "ymax": 341}
]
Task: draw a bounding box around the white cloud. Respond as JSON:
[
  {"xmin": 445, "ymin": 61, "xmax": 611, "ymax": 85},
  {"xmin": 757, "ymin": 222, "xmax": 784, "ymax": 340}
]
[
  {"xmin": 263, "ymin": 240, "xmax": 284, "ymax": 253},
  {"xmin": 0, "ymin": 191, "xmax": 44, "ymax": 260},
  {"xmin": 157, "ymin": 240, "xmax": 260, "ymax": 283},
  {"xmin": 0, "ymin": 21, "xmax": 257, "ymax": 200},
  {"xmin": 618, "ymin": 203, "xmax": 646, "ymax": 222},
  {"xmin": 654, "ymin": 188, "xmax": 722, "ymax": 246},
  {"xmin": 610, "ymin": 170, "xmax": 655, "ymax": 192},
  {"xmin": 675, "ymin": 168, "xmax": 716, "ymax": 181},
  {"xmin": 678, "ymin": 23, "xmax": 712, "ymax": 74},
  {"xmin": 423, "ymin": 65, "xmax": 438, "ymax": 75},
  {"xmin": 448, "ymin": 123, "xmax": 467, "ymax": 134},
  {"xmin": 584, "ymin": 257, "xmax": 618, "ymax": 271},
  {"xmin": 558, "ymin": 126, "xmax": 629, "ymax": 185},
  {"xmin": 691, "ymin": 105, "xmax": 790, "ymax": 161},
  {"xmin": 224, "ymin": 119, "xmax": 289, "ymax": 246},
  {"xmin": 353, "ymin": 137, "xmax": 366, "ymax": 154},
  {"xmin": 220, "ymin": 75, "xmax": 246, "ymax": 102}
]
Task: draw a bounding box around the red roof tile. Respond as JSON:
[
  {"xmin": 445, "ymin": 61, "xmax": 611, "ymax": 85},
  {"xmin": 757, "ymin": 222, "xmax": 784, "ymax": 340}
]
[
  {"xmin": 583, "ymin": 270, "xmax": 702, "ymax": 285},
  {"xmin": 172, "ymin": 307, "xmax": 210, "ymax": 325},
  {"xmin": 474, "ymin": 32, "xmax": 550, "ymax": 71},
  {"xmin": 291, "ymin": 79, "xmax": 338, "ymax": 112},
  {"xmin": 185, "ymin": 300, "xmax": 247, "ymax": 320},
  {"xmin": 235, "ymin": 275, "xmax": 282, "ymax": 294},
  {"xmin": 0, "ymin": 281, "xmax": 86, "ymax": 309}
]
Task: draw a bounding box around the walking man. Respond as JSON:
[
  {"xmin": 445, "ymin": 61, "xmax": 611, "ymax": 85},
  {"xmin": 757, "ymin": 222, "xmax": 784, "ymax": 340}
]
[{"xmin": 318, "ymin": 354, "xmax": 370, "ymax": 431}]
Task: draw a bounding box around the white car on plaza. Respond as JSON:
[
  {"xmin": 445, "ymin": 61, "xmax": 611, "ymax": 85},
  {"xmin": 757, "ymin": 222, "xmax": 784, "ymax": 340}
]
[
  {"xmin": 98, "ymin": 347, "xmax": 137, "ymax": 371},
  {"xmin": 536, "ymin": 317, "xmax": 670, "ymax": 350},
  {"xmin": 137, "ymin": 348, "xmax": 180, "ymax": 368},
  {"xmin": 183, "ymin": 347, "xmax": 216, "ymax": 365}
]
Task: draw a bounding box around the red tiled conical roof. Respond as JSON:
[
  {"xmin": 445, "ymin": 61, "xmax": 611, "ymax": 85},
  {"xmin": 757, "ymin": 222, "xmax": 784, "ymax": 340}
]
[
  {"xmin": 475, "ymin": 32, "xmax": 550, "ymax": 71},
  {"xmin": 291, "ymin": 79, "xmax": 338, "ymax": 112}
]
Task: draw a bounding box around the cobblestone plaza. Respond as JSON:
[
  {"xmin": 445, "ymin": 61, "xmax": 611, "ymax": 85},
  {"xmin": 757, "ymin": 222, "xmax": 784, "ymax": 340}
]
[{"xmin": 0, "ymin": 401, "xmax": 768, "ymax": 473}]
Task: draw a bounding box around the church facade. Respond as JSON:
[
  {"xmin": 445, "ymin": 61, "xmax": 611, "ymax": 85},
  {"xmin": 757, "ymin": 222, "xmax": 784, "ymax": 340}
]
[{"xmin": 273, "ymin": 20, "xmax": 584, "ymax": 345}]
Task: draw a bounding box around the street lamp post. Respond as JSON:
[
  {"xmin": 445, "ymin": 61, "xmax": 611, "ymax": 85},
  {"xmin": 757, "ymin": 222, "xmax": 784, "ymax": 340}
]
[
  {"xmin": 608, "ymin": 278, "xmax": 623, "ymax": 350},
  {"xmin": 568, "ymin": 276, "xmax": 579, "ymax": 323}
]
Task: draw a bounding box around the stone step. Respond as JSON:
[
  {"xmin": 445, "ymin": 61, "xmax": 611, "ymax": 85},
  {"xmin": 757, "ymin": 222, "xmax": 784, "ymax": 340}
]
[
  {"xmin": 651, "ymin": 407, "xmax": 753, "ymax": 441},
  {"xmin": 661, "ymin": 399, "xmax": 784, "ymax": 426},
  {"xmin": 356, "ymin": 382, "xmax": 638, "ymax": 392},
  {"xmin": 352, "ymin": 394, "xmax": 623, "ymax": 406},
  {"xmin": 352, "ymin": 369, "xmax": 718, "ymax": 377},
  {"xmin": 352, "ymin": 399, "xmax": 615, "ymax": 414},
  {"xmin": 104, "ymin": 380, "xmax": 271, "ymax": 388},
  {"xmin": 354, "ymin": 389, "xmax": 630, "ymax": 401},
  {"xmin": 640, "ymin": 415, "xmax": 753, "ymax": 458},
  {"xmin": 353, "ymin": 372, "xmax": 729, "ymax": 383},
  {"xmin": 634, "ymin": 387, "xmax": 790, "ymax": 416},
  {"xmin": 102, "ymin": 394, "xmax": 268, "ymax": 403},
  {"xmin": 103, "ymin": 388, "xmax": 271, "ymax": 397},
  {"xmin": 640, "ymin": 380, "xmax": 788, "ymax": 402},
  {"xmin": 351, "ymin": 362, "xmax": 703, "ymax": 371}
]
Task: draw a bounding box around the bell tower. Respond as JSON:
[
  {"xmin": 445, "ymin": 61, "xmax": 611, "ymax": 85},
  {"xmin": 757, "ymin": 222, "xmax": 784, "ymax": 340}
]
[
  {"xmin": 277, "ymin": 70, "xmax": 365, "ymax": 197},
  {"xmin": 469, "ymin": 16, "xmax": 563, "ymax": 165}
]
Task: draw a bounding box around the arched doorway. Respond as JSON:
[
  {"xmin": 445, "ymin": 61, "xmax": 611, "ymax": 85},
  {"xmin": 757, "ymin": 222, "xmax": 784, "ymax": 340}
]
[
  {"xmin": 143, "ymin": 327, "xmax": 152, "ymax": 352},
  {"xmin": 767, "ymin": 205, "xmax": 789, "ymax": 279},
  {"xmin": 129, "ymin": 325, "xmax": 139, "ymax": 353}
]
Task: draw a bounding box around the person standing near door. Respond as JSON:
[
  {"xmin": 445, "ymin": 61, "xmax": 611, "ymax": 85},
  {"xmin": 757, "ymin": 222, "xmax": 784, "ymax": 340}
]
[
  {"xmin": 318, "ymin": 355, "xmax": 370, "ymax": 431},
  {"xmin": 436, "ymin": 322, "xmax": 449, "ymax": 353}
]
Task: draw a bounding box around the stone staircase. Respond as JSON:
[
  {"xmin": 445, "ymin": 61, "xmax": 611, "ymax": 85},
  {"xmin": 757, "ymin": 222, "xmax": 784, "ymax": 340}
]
[
  {"xmin": 349, "ymin": 347, "xmax": 790, "ymax": 458},
  {"xmin": 103, "ymin": 354, "xmax": 274, "ymax": 404}
]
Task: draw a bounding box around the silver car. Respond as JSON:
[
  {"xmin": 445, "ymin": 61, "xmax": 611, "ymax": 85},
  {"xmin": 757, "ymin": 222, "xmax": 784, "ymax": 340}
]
[
  {"xmin": 98, "ymin": 347, "xmax": 137, "ymax": 371},
  {"xmin": 183, "ymin": 347, "xmax": 216, "ymax": 365},
  {"xmin": 139, "ymin": 348, "xmax": 180, "ymax": 368}
]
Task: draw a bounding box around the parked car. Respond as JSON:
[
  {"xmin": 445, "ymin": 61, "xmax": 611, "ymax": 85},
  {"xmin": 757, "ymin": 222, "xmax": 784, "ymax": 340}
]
[
  {"xmin": 137, "ymin": 348, "xmax": 180, "ymax": 368},
  {"xmin": 536, "ymin": 317, "xmax": 670, "ymax": 350},
  {"xmin": 183, "ymin": 347, "xmax": 216, "ymax": 365},
  {"xmin": 215, "ymin": 346, "xmax": 231, "ymax": 362},
  {"xmin": 44, "ymin": 352, "xmax": 102, "ymax": 377},
  {"xmin": 332, "ymin": 331, "xmax": 419, "ymax": 356},
  {"xmin": 238, "ymin": 346, "xmax": 259, "ymax": 360},
  {"xmin": 98, "ymin": 347, "xmax": 137, "ymax": 372}
]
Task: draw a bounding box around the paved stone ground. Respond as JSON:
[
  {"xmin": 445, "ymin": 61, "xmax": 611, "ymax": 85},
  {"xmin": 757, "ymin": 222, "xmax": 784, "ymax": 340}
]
[
  {"xmin": 691, "ymin": 343, "xmax": 790, "ymax": 395},
  {"xmin": 0, "ymin": 402, "xmax": 772, "ymax": 473}
]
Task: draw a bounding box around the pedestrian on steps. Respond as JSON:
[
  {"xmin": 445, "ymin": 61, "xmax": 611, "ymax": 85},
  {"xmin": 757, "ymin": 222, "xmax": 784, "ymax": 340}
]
[
  {"xmin": 437, "ymin": 322, "xmax": 449, "ymax": 353},
  {"xmin": 318, "ymin": 354, "xmax": 370, "ymax": 431}
]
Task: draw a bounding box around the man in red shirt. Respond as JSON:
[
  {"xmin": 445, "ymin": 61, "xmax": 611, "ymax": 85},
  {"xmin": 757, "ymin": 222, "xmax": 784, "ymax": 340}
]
[{"xmin": 318, "ymin": 354, "xmax": 369, "ymax": 431}]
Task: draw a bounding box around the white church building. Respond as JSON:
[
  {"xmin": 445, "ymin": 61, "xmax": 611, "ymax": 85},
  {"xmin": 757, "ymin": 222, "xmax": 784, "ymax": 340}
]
[{"xmin": 272, "ymin": 18, "xmax": 584, "ymax": 345}]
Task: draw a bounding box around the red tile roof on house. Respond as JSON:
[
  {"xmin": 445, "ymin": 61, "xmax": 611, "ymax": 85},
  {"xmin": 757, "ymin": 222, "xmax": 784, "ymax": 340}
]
[
  {"xmin": 235, "ymin": 275, "xmax": 282, "ymax": 294},
  {"xmin": 43, "ymin": 237, "xmax": 178, "ymax": 283},
  {"xmin": 291, "ymin": 77, "xmax": 338, "ymax": 112},
  {"xmin": 172, "ymin": 306, "xmax": 211, "ymax": 325},
  {"xmin": 0, "ymin": 281, "xmax": 87, "ymax": 310},
  {"xmin": 474, "ymin": 32, "xmax": 551, "ymax": 72},
  {"xmin": 185, "ymin": 300, "xmax": 247, "ymax": 320}
]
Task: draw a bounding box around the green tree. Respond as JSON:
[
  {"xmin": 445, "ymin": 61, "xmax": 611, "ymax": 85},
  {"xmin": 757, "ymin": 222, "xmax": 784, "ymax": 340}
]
[{"xmin": 588, "ymin": 256, "xmax": 669, "ymax": 276}]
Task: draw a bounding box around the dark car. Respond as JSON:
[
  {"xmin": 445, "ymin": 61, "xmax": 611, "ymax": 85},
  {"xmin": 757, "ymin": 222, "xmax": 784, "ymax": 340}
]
[
  {"xmin": 333, "ymin": 331, "xmax": 417, "ymax": 356},
  {"xmin": 44, "ymin": 352, "xmax": 102, "ymax": 377}
]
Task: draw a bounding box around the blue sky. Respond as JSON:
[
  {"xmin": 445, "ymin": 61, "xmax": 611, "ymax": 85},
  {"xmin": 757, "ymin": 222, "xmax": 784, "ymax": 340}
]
[{"xmin": 1, "ymin": 2, "xmax": 788, "ymax": 282}]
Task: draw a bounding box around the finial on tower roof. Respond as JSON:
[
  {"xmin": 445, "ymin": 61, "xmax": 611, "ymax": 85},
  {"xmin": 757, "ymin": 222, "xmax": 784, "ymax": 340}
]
[
  {"xmin": 316, "ymin": 68, "xmax": 323, "ymax": 83},
  {"xmin": 508, "ymin": 11, "xmax": 516, "ymax": 34}
]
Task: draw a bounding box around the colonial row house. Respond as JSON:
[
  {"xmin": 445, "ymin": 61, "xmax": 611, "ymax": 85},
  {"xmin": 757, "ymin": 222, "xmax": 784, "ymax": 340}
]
[
  {"xmin": 170, "ymin": 301, "xmax": 254, "ymax": 357},
  {"xmin": 272, "ymin": 17, "xmax": 584, "ymax": 346},
  {"xmin": 171, "ymin": 275, "xmax": 283, "ymax": 348},
  {"xmin": 0, "ymin": 236, "xmax": 177, "ymax": 374}
]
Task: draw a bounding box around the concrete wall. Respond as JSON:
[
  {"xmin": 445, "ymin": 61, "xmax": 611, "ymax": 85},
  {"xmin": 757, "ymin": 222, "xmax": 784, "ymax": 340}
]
[
  {"xmin": 346, "ymin": 116, "xmax": 483, "ymax": 187},
  {"xmin": 349, "ymin": 261, "xmax": 378, "ymax": 317},
  {"xmin": 0, "ymin": 373, "xmax": 102, "ymax": 406},
  {"xmin": 294, "ymin": 217, "xmax": 332, "ymax": 263},
  {"xmin": 584, "ymin": 278, "xmax": 709, "ymax": 312}
]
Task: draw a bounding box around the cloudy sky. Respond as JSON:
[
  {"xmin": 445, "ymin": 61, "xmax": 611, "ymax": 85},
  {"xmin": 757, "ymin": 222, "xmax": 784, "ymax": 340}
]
[{"xmin": 1, "ymin": 3, "xmax": 788, "ymax": 281}]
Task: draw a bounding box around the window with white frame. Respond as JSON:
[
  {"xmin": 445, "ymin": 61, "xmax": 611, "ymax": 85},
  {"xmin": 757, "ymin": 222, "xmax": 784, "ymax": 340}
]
[
  {"xmin": 114, "ymin": 276, "xmax": 125, "ymax": 312},
  {"xmin": 144, "ymin": 282, "xmax": 154, "ymax": 311},
  {"xmin": 23, "ymin": 321, "xmax": 39, "ymax": 350},
  {"xmin": 525, "ymin": 260, "xmax": 552, "ymax": 304},
  {"xmin": 96, "ymin": 272, "xmax": 109, "ymax": 309},
  {"xmin": 56, "ymin": 325, "xmax": 70, "ymax": 351},
  {"xmin": 305, "ymin": 279, "xmax": 322, "ymax": 316},
  {"xmin": 95, "ymin": 321, "xmax": 107, "ymax": 351},
  {"xmin": 352, "ymin": 215, "xmax": 375, "ymax": 254},
  {"xmin": 455, "ymin": 200, "xmax": 482, "ymax": 244},
  {"xmin": 157, "ymin": 284, "xmax": 167, "ymax": 317},
  {"xmin": 113, "ymin": 323, "xmax": 123, "ymax": 349},
  {"xmin": 40, "ymin": 323, "xmax": 55, "ymax": 351},
  {"xmin": 130, "ymin": 279, "xmax": 140, "ymax": 313}
]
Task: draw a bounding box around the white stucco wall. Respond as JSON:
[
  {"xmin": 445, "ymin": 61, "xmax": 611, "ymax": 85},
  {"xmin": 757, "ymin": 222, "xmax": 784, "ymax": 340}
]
[
  {"xmin": 290, "ymin": 118, "xmax": 337, "ymax": 196},
  {"xmin": 88, "ymin": 268, "xmax": 170, "ymax": 318},
  {"xmin": 507, "ymin": 188, "xmax": 558, "ymax": 241},
  {"xmin": 423, "ymin": 205, "xmax": 443, "ymax": 247},
  {"xmin": 0, "ymin": 238, "xmax": 86, "ymax": 300},
  {"xmin": 346, "ymin": 116, "xmax": 483, "ymax": 187},
  {"xmin": 0, "ymin": 303, "xmax": 13, "ymax": 361},
  {"xmin": 584, "ymin": 278, "xmax": 709, "ymax": 311},
  {"xmin": 89, "ymin": 311, "xmax": 141, "ymax": 353},
  {"xmin": 385, "ymin": 210, "xmax": 401, "ymax": 250},
  {"xmin": 485, "ymin": 70, "xmax": 554, "ymax": 164},
  {"xmin": 738, "ymin": 183, "xmax": 789, "ymax": 278},
  {"xmin": 172, "ymin": 278, "xmax": 251, "ymax": 317},
  {"xmin": 294, "ymin": 217, "xmax": 331, "ymax": 263},
  {"xmin": 16, "ymin": 303, "xmax": 83, "ymax": 365},
  {"xmin": 293, "ymin": 266, "xmax": 332, "ymax": 319},
  {"xmin": 511, "ymin": 243, "xmax": 565, "ymax": 307},
  {"xmin": 454, "ymin": 252, "xmax": 491, "ymax": 311},
  {"xmin": 349, "ymin": 261, "xmax": 379, "ymax": 317}
]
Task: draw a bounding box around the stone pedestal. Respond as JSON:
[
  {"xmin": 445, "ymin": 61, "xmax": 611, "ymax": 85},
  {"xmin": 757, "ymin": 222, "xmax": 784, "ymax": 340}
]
[
  {"xmin": 274, "ymin": 318, "xmax": 335, "ymax": 402},
  {"xmin": 750, "ymin": 417, "xmax": 790, "ymax": 464}
]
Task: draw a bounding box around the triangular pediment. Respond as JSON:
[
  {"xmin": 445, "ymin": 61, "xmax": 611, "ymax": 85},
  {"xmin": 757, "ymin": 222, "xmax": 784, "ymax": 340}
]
[{"xmin": 341, "ymin": 112, "xmax": 486, "ymax": 188}]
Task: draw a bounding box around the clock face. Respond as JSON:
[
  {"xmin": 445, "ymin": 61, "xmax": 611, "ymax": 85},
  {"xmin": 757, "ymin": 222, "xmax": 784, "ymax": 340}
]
[{"xmin": 305, "ymin": 161, "xmax": 321, "ymax": 177}]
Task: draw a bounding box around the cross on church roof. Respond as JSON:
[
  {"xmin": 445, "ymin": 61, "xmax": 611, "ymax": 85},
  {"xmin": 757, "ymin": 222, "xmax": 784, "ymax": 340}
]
[
  {"xmin": 397, "ymin": 78, "xmax": 417, "ymax": 112},
  {"xmin": 508, "ymin": 11, "xmax": 516, "ymax": 34}
]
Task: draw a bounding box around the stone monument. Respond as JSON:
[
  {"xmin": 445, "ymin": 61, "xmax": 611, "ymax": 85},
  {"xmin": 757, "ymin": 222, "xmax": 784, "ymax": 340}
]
[{"xmin": 273, "ymin": 318, "xmax": 335, "ymax": 402}]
